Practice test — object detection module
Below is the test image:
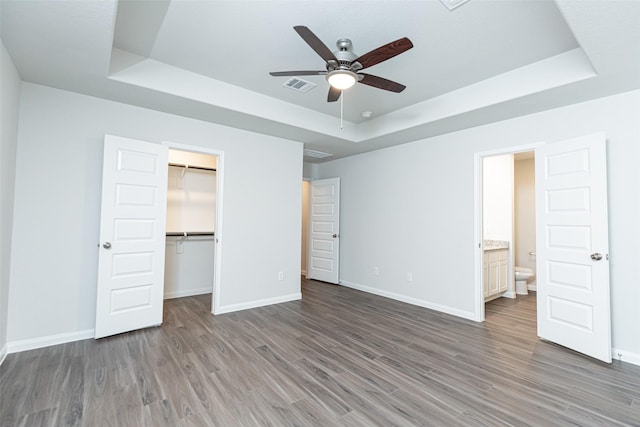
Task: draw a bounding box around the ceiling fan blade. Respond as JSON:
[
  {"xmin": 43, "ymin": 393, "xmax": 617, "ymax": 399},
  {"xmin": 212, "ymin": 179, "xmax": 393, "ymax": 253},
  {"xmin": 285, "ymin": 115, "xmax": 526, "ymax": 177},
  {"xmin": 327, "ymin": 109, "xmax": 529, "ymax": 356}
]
[
  {"xmin": 327, "ymin": 86, "xmax": 341, "ymax": 102},
  {"xmin": 354, "ymin": 37, "xmax": 413, "ymax": 70},
  {"xmin": 358, "ymin": 73, "xmax": 406, "ymax": 93},
  {"xmin": 269, "ymin": 71, "xmax": 327, "ymax": 76},
  {"xmin": 294, "ymin": 26, "xmax": 338, "ymax": 64}
]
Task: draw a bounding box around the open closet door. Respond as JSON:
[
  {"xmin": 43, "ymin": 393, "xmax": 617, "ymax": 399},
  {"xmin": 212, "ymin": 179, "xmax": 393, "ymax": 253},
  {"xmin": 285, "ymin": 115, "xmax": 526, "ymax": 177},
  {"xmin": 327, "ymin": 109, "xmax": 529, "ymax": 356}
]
[
  {"xmin": 307, "ymin": 178, "xmax": 340, "ymax": 284},
  {"xmin": 535, "ymin": 132, "xmax": 611, "ymax": 362},
  {"xmin": 95, "ymin": 135, "xmax": 168, "ymax": 339}
]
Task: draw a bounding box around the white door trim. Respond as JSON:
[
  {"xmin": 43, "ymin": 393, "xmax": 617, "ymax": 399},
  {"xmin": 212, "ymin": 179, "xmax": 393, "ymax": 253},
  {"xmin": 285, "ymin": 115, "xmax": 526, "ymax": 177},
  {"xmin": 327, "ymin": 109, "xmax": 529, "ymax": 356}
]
[
  {"xmin": 473, "ymin": 142, "xmax": 544, "ymax": 322},
  {"xmin": 163, "ymin": 141, "xmax": 224, "ymax": 315}
]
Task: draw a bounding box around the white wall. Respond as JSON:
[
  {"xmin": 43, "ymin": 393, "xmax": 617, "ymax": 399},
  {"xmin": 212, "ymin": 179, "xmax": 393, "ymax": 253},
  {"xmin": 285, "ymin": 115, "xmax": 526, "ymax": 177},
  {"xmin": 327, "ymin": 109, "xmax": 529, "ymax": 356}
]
[
  {"xmin": 7, "ymin": 83, "xmax": 302, "ymax": 347},
  {"xmin": 483, "ymin": 154, "xmax": 513, "ymax": 241},
  {"xmin": 302, "ymin": 162, "xmax": 317, "ymax": 180},
  {"xmin": 166, "ymin": 163, "xmax": 217, "ymax": 233},
  {"xmin": 0, "ymin": 40, "xmax": 21, "ymax": 361},
  {"xmin": 514, "ymin": 158, "xmax": 536, "ymax": 277},
  {"xmin": 165, "ymin": 237, "xmax": 215, "ymax": 299},
  {"xmin": 317, "ymin": 89, "xmax": 640, "ymax": 361}
]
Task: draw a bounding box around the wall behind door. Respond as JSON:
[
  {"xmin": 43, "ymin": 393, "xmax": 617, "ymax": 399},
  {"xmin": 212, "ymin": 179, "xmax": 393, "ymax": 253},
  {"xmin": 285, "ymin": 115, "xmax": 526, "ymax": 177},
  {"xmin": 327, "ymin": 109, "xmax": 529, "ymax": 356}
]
[
  {"xmin": 514, "ymin": 157, "xmax": 536, "ymax": 288},
  {"xmin": 483, "ymin": 154, "xmax": 513, "ymax": 242}
]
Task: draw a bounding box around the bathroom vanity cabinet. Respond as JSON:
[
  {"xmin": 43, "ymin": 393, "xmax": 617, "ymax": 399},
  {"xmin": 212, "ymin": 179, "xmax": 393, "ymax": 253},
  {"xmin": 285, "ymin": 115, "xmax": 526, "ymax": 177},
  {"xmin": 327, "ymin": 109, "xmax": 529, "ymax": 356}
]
[{"xmin": 484, "ymin": 248, "xmax": 508, "ymax": 301}]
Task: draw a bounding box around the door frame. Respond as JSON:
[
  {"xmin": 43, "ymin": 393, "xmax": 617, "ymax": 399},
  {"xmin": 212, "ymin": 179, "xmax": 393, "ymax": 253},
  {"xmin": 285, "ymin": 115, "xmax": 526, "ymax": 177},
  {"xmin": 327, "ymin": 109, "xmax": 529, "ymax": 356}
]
[
  {"xmin": 302, "ymin": 178, "xmax": 311, "ymax": 278},
  {"xmin": 163, "ymin": 141, "xmax": 224, "ymax": 315},
  {"xmin": 473, "ymin": 142, "xmax": 543, "ymax": 321}
]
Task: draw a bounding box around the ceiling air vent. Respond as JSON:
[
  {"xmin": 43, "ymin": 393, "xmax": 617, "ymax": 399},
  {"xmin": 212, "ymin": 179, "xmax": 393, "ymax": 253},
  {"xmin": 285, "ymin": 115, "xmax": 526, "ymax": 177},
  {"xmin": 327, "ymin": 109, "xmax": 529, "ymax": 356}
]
[
  {"xmin": 283, "ymin": 78, "xmax": 316, "ymax": 93},
  {"xmin": 440, "ymin": 0, "xmax": 471, "ymax": 11},
  {"xmin": 303, "ymin": 149, "xmax": 333, "ymax": 159}
]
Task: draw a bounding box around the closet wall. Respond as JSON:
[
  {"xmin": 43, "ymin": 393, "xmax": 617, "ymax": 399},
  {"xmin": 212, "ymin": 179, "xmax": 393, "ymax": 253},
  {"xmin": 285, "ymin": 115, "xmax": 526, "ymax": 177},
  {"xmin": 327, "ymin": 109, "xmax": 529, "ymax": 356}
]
[{"xmin": 164, "ymin": 149, "xmax": 217, "ymax": 299}]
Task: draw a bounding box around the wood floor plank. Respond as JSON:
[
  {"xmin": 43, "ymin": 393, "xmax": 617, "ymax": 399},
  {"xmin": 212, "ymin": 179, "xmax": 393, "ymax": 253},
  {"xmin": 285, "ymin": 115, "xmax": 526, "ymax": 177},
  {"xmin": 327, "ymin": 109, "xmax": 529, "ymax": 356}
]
[
  {"xmin": 144, "ymin": 398, "xmax": 181, "ymax": 426},
  {"xmin": 15, "ymin": 407, "xmax": 59, "ymax": 427},
  {"xmin": 290, "ymin": 397, "xmax": 342, "ymax": 427},
  {"xmin": 1, "ymin": 280, "xmax": 639, "ymax": 426}
]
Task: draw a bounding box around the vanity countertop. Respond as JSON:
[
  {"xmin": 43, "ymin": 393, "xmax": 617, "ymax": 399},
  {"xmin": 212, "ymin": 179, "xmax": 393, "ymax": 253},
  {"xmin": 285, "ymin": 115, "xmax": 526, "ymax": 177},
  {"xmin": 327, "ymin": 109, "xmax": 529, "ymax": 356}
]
[{"xmin": 483, "ymin": 240, "xmax": 509, "ymax": 251}]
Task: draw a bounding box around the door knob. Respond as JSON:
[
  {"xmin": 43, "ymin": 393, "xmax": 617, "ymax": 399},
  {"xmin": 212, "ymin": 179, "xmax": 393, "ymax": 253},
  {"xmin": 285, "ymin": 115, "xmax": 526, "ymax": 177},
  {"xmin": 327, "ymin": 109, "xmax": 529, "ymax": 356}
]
[
  {"xmin": 590, "ymin": 252, "xmax": 602, "ymax": 261},
  {"xmin": 103, "ymin": 242, "xmax": 112, "ymax": 249},
  {"xmin": 332, "ymin": 234, "xmax": 338, "ymax": 238}
]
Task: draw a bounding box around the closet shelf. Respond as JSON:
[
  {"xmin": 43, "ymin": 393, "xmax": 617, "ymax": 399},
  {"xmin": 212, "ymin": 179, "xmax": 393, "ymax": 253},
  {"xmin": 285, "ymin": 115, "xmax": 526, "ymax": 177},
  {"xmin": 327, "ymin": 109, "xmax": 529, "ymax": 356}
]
[{"xmin": 166, "ymin": 231, "xmax": 215, "ymax": 237}]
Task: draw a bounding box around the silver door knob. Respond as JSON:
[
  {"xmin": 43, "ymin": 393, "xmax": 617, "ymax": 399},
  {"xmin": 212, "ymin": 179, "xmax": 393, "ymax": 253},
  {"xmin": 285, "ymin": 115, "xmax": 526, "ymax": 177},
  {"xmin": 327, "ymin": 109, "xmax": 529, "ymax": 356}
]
[
  {"xmin": 103, "ymin": 242, "xmax": 112, "ymax": 249},
  {"xmin": 590, "ymin": 252, "xmax": 602, "ymax": 261}
]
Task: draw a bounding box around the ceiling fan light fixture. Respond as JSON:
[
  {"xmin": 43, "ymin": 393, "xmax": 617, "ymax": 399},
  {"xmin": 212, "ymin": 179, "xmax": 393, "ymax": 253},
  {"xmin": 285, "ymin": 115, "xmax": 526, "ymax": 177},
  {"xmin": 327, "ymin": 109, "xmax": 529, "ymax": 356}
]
[{"xmin": 327, "ymin": 70, "xmax": 357, "ymax": 90}]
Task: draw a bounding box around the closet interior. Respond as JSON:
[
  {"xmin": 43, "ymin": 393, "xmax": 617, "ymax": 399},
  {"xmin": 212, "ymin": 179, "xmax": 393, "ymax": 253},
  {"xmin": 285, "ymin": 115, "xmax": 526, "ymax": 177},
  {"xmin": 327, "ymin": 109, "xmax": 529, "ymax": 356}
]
[{"xmin": 164, "ymin": 149, "xmax": 217, "ymax": 303}]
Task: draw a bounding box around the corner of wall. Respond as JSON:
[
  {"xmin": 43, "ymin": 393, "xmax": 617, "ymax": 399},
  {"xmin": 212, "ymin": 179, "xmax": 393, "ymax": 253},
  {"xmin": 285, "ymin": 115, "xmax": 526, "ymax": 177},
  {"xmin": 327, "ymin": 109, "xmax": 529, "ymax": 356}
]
[
  {"xmin": 0, "ymin": 39, "xmax": 22, "ymax": 363},
  {"xmin": 302, "ymin": 162, "xmax": 319, "ymax": 180}
]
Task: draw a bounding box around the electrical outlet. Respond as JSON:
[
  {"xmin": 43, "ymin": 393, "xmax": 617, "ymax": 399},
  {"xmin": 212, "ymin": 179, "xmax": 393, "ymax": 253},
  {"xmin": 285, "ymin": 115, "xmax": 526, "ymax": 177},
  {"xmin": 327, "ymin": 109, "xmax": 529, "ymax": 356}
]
[
  {"xmin": 407, "ymin": 272, "xmax": 413, "ymax": 282},
  {"xmin": 278, "ymin": 271, "xmax": 284, "ymax": 281},
  {"xmin": 373, "ymin": 266, "xmax": 379, "ymax": 276}
]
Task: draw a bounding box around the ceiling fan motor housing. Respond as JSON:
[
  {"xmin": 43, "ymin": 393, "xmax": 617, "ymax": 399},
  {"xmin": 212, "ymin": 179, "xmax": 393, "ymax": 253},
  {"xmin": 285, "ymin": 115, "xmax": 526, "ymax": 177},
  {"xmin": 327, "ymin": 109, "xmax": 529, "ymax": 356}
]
[{"xmin": 333, "ymin": 38, "xmax": 359, "ymax": 70}]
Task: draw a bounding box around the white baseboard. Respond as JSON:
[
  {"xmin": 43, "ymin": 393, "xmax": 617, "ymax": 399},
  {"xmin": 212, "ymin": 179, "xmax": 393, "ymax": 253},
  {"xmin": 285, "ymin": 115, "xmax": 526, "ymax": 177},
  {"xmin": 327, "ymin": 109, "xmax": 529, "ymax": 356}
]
[
  {"xmin": 216, "ymin": 292, "xmax": 302, "ymax": 315},
  {"xmin": 502, "ymin": 291, "xmax": 517, "ymax": 299},
  {"xmin": 164, "ymin": 287, "xmax": 212, "ymax": 300},
  {"xmin": 7, "ymin": 329, "xmax": 94, "ymax": 354},
  {"xmin": 612, "ymin": 348, "xmax": 640, "ymax": 367},
  {"xmin": 339, "ymin": 280, "xmax": 476, "ymax": 321},
  {"xmin": 0, "ymin": 342, "xmax": 7, "ymax": 365}
]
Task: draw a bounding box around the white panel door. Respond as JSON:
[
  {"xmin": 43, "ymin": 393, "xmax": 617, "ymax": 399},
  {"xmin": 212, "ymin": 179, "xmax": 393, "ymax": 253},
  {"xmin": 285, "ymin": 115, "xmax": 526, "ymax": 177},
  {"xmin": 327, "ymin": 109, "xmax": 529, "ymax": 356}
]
[
  {"xmin": 535, "ymin": 132, "xmax": 611, "ymax": 362},
  {"xmin": 95, "ymin": 135, "xmax": 168, "ymax": 338},
  {"xmin": 307, "ymin": 178, "xmax": 340, "ymax": 284}
]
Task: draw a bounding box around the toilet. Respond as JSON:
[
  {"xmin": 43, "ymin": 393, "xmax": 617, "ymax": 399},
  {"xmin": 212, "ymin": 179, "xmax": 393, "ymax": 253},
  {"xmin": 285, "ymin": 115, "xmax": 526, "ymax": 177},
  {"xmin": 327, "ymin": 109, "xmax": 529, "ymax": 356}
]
[{"xmin": 514, "ymin": 266, "xmax": 534, "ymax": 295}]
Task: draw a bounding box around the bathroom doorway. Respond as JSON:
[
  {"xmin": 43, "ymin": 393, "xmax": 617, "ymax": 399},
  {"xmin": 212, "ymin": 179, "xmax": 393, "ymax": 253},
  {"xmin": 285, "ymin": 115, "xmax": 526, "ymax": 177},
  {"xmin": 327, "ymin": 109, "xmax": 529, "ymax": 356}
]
[
  {"xmin": 475, "ymin": 144, "xmax": 540, "ymax": 322},
  {"xmin": 475, "ymin": 134, "xmax": 612, "ymax": 362},
  {"xmin": 481, "ymin": 150, "xmax": 537, "ymax": 321}
]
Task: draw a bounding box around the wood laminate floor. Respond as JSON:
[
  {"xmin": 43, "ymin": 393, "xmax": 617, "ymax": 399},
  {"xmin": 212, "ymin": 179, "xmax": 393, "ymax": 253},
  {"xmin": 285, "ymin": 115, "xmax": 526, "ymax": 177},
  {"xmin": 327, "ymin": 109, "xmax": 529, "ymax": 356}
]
[{"xmin": 2, "ymin": 279, "xmax": 639, "ymax": 426}]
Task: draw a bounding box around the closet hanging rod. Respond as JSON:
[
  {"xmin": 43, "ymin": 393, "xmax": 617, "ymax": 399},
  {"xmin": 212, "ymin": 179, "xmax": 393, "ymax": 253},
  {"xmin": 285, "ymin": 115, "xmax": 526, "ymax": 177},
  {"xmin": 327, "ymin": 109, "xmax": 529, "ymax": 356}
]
[
  {"xmin": 169, "ymin": 162, "xmax": 216, "ymax": 172},
  {"xmin": 166, "ymin": 231, "xmax": 215, "ymax": 237}
]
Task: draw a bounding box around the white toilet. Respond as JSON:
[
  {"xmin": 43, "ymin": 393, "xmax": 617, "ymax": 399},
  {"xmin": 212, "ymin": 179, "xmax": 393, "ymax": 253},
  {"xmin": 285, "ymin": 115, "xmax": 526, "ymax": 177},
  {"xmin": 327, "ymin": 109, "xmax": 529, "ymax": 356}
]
[{"xmin": 514, "ymin": 266, "xmax": 534, "ymax": 295}]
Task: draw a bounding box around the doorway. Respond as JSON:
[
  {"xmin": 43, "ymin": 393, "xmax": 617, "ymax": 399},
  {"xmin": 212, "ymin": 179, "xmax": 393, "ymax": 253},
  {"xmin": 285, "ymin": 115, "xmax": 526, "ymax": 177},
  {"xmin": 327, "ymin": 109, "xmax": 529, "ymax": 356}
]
[
  {"xmin": 474, "ymin": 133, "xmax": 612, "ymax": 362},
  {"xmin": 301, "ymin": 180, "xmax": 310, "ymax": 277},
  {"xmin": 164, "ymin": 148, "xmax": 218, "ymax": 310},
  {"xmin": 163, "ymin": 142, "xmax": 224, "ymax": 315},
  {"xmin": 481, "ymin": 150, "xmax": 537, "ymax": 319},
  {"xmin": 477, "ymin": 146, "xmax": 538, "ymax": 321},
  {"xmin": 305, "ymin": 178, "xmax": 341, "ymax": 284},
  {"xmin": 95, "ymin": 136, "xmax": 225, "ymax": 338}
]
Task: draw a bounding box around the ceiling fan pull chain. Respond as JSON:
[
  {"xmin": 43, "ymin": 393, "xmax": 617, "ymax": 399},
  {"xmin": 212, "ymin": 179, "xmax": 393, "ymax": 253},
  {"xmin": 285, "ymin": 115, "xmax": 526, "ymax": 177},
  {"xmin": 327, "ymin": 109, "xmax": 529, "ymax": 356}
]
[{"xmin": 340, "ymin": 91, "xmax": 344, "ymax": 129}]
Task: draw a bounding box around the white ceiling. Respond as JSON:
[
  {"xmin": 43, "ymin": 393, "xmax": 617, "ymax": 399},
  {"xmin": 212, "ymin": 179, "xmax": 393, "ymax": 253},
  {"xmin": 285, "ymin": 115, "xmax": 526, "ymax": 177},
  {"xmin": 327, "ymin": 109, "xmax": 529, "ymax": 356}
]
[{"xmin": 2, "ymin": 0, "xmax": 639, "ymax": 162}]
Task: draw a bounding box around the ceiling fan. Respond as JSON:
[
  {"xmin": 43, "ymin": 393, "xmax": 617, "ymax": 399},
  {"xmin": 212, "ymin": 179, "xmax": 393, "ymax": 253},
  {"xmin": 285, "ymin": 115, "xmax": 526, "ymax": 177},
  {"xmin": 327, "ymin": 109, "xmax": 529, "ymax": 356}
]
[{"xmin": 270, "ymin": 26, "xmax": 413, "ymax": 102}]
